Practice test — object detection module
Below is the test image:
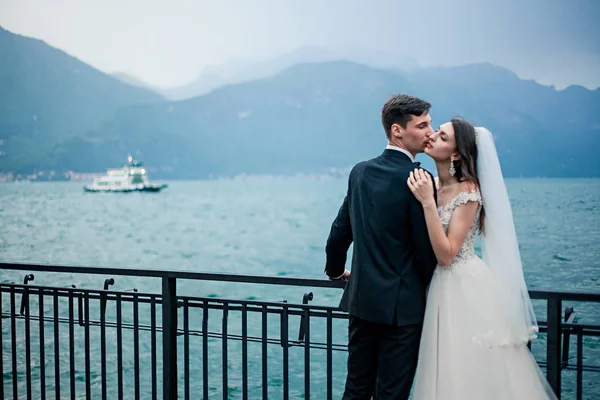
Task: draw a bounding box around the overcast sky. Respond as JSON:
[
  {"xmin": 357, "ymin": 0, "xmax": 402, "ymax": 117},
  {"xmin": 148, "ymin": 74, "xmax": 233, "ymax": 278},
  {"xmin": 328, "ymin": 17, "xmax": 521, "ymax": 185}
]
[{"xmin": 1, "ymin": 0, "xmax": 598, "ymax": 89}]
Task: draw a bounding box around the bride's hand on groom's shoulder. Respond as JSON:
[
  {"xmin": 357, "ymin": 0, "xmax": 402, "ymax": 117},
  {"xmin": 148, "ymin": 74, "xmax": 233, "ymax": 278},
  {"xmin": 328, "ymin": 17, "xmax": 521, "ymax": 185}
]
[{"xmin": 407, "ymin": 168, "xmax": 435, "ymax": 207}]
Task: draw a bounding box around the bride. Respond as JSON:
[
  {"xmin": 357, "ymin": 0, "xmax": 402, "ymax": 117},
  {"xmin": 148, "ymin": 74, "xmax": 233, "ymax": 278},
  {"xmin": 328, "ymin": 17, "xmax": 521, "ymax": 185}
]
[{"xmin": 407, "ymin": 118, "xmax": 557, "ymax": 399}]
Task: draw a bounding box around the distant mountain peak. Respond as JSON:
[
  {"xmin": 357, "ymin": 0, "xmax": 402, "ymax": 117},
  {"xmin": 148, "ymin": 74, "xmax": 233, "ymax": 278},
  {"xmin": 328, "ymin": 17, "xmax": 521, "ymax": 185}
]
[
  {"xmin": 111, "ymin": 71, "xmax": 162, "ymax": 94},
  {"xmin": 161, "ymin": 46, "xmax": 420, "ymax": 101}
]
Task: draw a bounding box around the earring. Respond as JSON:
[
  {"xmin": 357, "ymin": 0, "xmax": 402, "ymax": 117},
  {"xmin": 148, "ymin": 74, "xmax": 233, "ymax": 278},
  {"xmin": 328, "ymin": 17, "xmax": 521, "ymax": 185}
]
[{"xmin": 449, "ymin": 160, "xmax": 456, "ymax": 176}]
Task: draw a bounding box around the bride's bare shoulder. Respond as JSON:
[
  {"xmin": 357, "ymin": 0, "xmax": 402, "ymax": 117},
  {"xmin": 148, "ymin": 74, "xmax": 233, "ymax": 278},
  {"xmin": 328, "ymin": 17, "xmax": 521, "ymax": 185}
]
[{"xmin": 459, "ymin": 181, "xmax": 479, "ymax": 193}]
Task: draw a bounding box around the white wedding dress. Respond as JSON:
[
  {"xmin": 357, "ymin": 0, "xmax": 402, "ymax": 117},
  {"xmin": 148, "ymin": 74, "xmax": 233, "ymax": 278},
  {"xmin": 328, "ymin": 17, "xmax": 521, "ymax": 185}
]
[{"xmin": 411, "ymin": 190, "xmax": 557, "ymax": 400}]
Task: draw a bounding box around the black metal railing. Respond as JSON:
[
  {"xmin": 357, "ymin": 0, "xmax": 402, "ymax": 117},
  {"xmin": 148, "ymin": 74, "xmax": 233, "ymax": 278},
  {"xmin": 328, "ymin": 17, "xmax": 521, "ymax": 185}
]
[{"xmin": 0, "ymin": 262, "xmax": 599, "ymax": 400}]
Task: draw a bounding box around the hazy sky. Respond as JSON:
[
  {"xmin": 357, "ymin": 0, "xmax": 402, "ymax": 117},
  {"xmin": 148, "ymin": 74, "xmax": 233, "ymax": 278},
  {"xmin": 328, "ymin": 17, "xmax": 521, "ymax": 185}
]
[{"xmin": 1, "ymin": 0, "xmax": 599, "ymax": 89}]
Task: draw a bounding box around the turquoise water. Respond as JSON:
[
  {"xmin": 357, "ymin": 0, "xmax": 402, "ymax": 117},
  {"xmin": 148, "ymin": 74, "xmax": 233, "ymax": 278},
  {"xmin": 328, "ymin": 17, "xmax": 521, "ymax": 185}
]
[{"xmin": 0, "ymin": 178, "xmax": 599, "ymax": 399}]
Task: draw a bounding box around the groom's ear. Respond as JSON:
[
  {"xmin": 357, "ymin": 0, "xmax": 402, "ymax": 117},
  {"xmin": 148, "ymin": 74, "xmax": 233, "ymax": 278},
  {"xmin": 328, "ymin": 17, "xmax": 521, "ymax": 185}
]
[{"xmin": 391, "ymin": 123, "xmax": 402, "ymax": 138}]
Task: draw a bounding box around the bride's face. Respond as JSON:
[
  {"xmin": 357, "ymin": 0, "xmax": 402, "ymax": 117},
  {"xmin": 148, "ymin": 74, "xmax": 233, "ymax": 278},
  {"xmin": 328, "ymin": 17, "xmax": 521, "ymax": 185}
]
[{"xmin": 425, "ymin": 122, "xmax": 458, "ymax": 161}]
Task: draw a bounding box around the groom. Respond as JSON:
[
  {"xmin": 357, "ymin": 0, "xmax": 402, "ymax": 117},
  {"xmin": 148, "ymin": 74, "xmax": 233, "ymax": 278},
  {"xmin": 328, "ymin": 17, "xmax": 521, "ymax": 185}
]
[{"xmin": 325, "ymin": 94, "xmax": 438, "ymax": 399}]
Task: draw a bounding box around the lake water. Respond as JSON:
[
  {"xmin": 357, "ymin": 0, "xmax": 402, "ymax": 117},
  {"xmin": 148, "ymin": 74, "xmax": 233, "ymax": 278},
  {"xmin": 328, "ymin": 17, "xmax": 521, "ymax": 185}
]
[{"xmin": 1, "ymin": 178, "xmax": 599, "ymax": 399}]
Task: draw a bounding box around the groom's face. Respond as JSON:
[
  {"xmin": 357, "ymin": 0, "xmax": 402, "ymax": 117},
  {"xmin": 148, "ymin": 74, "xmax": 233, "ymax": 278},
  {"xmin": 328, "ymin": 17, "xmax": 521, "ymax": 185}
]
[{"xmin": 393, "ymin": 113, "xmax": 433, "ymax": 153}]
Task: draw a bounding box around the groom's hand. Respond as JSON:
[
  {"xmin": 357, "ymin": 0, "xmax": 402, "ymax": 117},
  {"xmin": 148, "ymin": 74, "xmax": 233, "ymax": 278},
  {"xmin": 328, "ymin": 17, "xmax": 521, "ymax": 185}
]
[{"xmin": 329, "ymin": 269, "xmax": 351, "ymax": 281}]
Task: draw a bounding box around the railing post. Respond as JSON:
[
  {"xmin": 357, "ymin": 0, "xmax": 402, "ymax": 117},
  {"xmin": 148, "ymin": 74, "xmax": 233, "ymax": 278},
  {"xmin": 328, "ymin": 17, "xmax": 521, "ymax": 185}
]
[
  {"xmin": 547, "ymin": 294, "xmax": 562, "ymax": 398},
  {"xmin": 162, "ymin": 277, "xmax": 178, "ymax": 400}
]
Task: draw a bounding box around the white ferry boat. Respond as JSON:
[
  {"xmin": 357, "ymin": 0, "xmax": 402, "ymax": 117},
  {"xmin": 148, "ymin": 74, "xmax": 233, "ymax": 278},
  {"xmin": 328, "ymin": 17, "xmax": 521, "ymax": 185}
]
[{"xmin": 84, "ymin": 156, "xmax": 168, "ymax": 193}]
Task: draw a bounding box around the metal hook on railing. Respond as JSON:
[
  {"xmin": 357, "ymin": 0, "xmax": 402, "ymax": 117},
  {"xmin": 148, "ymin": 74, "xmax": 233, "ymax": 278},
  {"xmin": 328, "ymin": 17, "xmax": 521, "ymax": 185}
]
[
  {"xmin": 103, "ymin": 278, "xmax": 115, "ymax": 291},
  {"xmin": 19, "ymin": 274, "xmax": 34, "ymax": 315},
  {"xmin": 302, "ymin": 292, "xmax": 313, "ymax": 304},
  {"xmin": 297, "ymin": 292, "xmax": 314, "ymax": 342},
  {"xmin": 23, "ymin": 274, "xmax": 34, "ymax": 284},
  {"xmin": 77, "ymin": 291, "xmax": 85, "ymax": 327},
  {"xmin": 561, "ymin": 306, "xmax": 577, "ymax": 369},
  {"xmin": 100, "ymin": 278, "xmax": 115, "ymax": 317},
  {"xmin": 279, "ymin": 299, "xmax": 289, "ymax": 348}
]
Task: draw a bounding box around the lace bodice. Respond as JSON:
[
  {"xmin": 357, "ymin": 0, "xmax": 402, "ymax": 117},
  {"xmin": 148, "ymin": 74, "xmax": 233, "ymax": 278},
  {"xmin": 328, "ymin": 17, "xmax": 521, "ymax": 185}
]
[{"xmin": 437, "ymin": 190, "xmax": 483, "ymax": 267}]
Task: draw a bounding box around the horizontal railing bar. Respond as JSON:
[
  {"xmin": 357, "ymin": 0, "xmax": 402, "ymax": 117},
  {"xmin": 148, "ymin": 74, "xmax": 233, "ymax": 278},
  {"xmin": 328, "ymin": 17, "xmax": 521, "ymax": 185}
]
[
  {"xmin": 535, "ymin": 328, "xmax": 600, "ymax": 336},
  {"xmin": 563, "ymin": 323, "xmax": 600, "ymax": 330},
  {"xmin": 186, "ymin": 330, "xmax": 349, "ymax": 352},
  {"xmin": 182, "ymin": 302, "xmax": 350, "ymax": 319},
  {"xmin": 4, "ymin": 308, "xmax": 600, "ymax": 352},
  {"xmin": 534, "ymin": 326, "xmax": 600, "ymax": 334},
  {"xmin": 2, "ymin": 302, "xmax": 596, "ymax": 330},
  {"xmin": 2, "ymin": 263, "xmax": 600, "ymax": 306},
  {"xmin": 537, "ymin": 362, "xmax": 600, "ymax": 373},
  {"xmin": 4, "ymin": 285, "xmax": 600, "ymax": 314},
  {"xmin": 0, "ymin": 295, "xmax": 349, "ymax": 321},
  {"xmin": 0, "ymin": 262, "xmax": 346, "ymax": 288},
  {"xmin": 2, "ymin": 287, "xmax": 599, "ymax": 328},
  {"xmin": 0, "ymin": 312, "xmax": 352, "ymax": 352},
  {"xmin": 563, "ymin": 330, "xmax": 600, "ymax": 337},
  {"xmin": 1, "ymin": 305, "xmax": 349, "ymax": 326},
  {"xmin": 0, "ymin": 284, "xmax": 351, "ymax": 314},
  {"xmin": 529, "ymin": 290, "xmax": 600, "ymax": 302},
  {"xmin": 0, "ymin": 284, "xmax": 159, "ymax": 299},
  {"xmin": 4, "ymin": 263, "xmax": 600, "ymax": 301},
  {"xmin": 181, "ymin": 296, "xmax": 351, "ymax": 313},
  {"xmin": 7, "ymin": 311, "xmax": 600, "ymax": 344}
]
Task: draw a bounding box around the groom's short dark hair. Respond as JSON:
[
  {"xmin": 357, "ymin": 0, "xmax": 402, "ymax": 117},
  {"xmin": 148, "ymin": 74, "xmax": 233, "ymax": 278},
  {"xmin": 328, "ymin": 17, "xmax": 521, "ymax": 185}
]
[{"xmin": 381, "ymin": 94, "xmax": 431, "ymax": 139}]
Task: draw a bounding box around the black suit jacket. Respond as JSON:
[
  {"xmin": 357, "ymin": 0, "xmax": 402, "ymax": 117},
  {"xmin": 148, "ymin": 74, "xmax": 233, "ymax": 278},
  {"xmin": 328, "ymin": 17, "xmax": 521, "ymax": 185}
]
[{"xmin": 325, "ymin": 149, "xmax": 438, "ymax": 326}]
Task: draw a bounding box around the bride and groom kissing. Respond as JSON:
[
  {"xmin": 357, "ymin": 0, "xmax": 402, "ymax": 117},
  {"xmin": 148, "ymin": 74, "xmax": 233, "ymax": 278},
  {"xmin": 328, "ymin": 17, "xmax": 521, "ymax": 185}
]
[{"xmin": 325, "ymin": 94, "xmax": 557, "ymax": 399}]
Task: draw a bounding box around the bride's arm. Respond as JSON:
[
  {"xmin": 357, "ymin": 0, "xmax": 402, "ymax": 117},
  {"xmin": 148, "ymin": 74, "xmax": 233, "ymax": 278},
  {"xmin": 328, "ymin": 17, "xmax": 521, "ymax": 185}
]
[
  {"xmin": 421, "ymin": 200, "xmax": 478, "ymax": 266},
  {"xmin": 408, "ymin": 169, "xmax": 478, "ymax": 266}
]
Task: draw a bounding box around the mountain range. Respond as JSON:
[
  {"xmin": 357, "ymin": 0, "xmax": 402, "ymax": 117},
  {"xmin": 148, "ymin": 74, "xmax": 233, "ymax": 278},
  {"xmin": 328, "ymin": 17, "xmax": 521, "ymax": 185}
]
[
  {"xmin": 112, "ymin": 46, "xmax": 422, "ymax": 100},
  {"xmin": 0, "ymin": 26, "xmax": 598, "ymax": 180}
]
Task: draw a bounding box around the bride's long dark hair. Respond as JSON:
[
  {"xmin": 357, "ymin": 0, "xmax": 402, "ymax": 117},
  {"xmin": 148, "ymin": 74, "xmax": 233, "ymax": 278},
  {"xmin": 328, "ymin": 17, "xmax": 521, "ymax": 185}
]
[{"xmin": 450, "ymin": 117, "xmax": 485, "ymax": 233}]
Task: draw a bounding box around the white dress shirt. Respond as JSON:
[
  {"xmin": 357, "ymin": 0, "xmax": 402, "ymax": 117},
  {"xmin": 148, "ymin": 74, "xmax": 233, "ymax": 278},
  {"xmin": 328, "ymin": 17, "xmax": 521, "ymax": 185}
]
[{"xmin": 385, "ymin": 144, "xmax": 414, "ymax": 162}]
